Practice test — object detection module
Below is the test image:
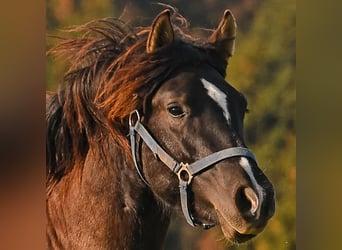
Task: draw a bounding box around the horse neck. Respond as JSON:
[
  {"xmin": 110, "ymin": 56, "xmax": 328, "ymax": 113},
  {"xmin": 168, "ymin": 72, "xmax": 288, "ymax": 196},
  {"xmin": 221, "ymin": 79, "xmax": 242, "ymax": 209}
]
[{"xmin": 47, "ymin": 141, "xmax": 171, "ymax": 250}]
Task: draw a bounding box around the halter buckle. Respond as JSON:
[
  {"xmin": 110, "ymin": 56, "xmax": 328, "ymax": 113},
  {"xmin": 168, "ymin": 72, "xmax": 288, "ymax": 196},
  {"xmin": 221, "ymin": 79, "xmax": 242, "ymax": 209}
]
[
  {"xmin": 129, "ymin": 110, "xmax": 140, "ymax": 127},
  {"xmin": 177, "ymin": 162, "xmax": 193, "ymax": 185}
]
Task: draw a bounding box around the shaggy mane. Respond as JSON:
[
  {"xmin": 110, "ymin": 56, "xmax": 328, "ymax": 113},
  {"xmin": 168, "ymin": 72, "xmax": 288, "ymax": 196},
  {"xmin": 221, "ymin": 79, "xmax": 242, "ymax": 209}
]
[{"xmin": 46, "ymin": 10, "xmax": 227, "ymax": 186}]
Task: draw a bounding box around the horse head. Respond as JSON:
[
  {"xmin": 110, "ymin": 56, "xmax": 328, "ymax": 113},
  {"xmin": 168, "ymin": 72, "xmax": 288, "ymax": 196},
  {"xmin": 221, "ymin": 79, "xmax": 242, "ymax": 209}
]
[{"xmin": 132, "ymin": 10, "xmax": 275, "ymax": 243}]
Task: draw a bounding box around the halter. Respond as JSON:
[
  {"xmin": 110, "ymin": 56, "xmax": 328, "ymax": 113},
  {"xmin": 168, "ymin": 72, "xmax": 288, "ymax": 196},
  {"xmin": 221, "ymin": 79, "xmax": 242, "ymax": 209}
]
[{"xmin": 128, "ymin": 110, "xmax": 257, "ymax": 229}]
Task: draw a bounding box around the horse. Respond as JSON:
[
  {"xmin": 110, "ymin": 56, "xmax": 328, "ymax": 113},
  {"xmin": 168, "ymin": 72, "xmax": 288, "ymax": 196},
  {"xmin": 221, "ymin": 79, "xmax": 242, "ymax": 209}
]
[{"xmin": 46, "ymin": 9, "xmax": 275, "ymax": 249}]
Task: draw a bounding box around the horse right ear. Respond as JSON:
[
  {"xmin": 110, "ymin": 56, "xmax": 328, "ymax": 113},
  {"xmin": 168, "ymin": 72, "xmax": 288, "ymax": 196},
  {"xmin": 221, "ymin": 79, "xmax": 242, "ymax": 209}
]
[
  {"xmin": 208, "ymin": 9, "xmax": 237, "ymax": 59},
  {"xmin": 146, "ymin": 10, "xmax": 174, "ymax": 53}
]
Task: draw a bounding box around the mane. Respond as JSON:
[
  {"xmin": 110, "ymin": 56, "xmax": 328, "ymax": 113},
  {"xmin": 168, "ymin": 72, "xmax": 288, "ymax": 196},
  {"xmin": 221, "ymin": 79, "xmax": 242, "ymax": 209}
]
[{"xmin": 46, "ymin": 10, "xmax": 227, "ymax": 185}]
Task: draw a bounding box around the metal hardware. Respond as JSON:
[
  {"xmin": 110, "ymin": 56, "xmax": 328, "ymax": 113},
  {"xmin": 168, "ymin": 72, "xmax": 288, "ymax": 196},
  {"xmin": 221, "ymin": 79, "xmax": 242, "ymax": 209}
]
[
  {"xmin": 129, "ymin": 109, "xmax": 140, "ymax": 127},
  {"xmin": 177, "ymin": 163, "xmax": 193, "ymax": 185}
]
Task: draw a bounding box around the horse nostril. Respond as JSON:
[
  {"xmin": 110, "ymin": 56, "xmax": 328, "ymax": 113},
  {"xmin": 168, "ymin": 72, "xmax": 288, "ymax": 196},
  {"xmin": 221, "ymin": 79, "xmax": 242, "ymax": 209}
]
[
  {"xmin": 244, "ymin": 187, "xmax": 259, "ymax": 216},
  {"xmin": 236, "ymin": 187, "xmax": 259, "ymax": 217}
]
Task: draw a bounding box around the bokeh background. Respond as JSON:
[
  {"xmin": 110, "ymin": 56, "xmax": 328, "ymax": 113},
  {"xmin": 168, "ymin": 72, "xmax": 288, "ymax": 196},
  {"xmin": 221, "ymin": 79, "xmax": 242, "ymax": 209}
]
[{"xmin": 46, "ymin": 0, "xmax": 295, "ymax": 249}]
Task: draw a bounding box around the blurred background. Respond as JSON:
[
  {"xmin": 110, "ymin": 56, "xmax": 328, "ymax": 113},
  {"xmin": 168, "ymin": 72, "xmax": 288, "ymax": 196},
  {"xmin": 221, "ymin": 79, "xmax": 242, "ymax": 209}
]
[{"xmin": 46, "ymin": 0, "xmax": 295, "ymax": 249}]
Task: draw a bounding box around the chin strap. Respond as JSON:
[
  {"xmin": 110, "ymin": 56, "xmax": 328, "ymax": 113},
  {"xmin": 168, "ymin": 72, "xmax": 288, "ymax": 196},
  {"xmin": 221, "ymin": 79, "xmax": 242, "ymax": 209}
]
[{"xmin": 129, "ymin": 110, "xmax": 257, "ymax": 229}]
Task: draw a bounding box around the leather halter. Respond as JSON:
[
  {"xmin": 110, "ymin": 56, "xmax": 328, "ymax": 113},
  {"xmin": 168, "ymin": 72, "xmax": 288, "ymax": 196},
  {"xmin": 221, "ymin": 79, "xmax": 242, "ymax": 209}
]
[{"xmin": 129, "ymin": 110, "xmax": 257, "ymax": 229}]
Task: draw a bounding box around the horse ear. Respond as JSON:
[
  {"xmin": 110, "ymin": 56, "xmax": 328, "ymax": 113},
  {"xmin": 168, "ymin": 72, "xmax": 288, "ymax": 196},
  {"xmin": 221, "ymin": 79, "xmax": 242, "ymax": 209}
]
[
  {"xmin": 208, "ymin": 9, "xmax": 237, "ymax": 58},
  {"xmin": 146, "ymin": 10, "xmax": 174, "ymax": 53}
]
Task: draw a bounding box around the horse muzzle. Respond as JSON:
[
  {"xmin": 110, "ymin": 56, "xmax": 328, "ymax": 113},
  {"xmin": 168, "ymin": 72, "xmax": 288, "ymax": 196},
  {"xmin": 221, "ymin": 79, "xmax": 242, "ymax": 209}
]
[{"xmin": 205, "ymin": 161, "xmax": 275, "ymax": 243}]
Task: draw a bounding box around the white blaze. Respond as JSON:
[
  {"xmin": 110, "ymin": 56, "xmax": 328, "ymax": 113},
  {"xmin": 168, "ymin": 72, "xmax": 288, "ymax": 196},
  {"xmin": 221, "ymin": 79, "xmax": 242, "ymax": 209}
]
[
  {"xmin": 200, "ymin": 78, "xmax": 231, "ymax": 125},
  {"xmin": 201, "ymin": 78, "xmax": 264, "ymax": 206}
]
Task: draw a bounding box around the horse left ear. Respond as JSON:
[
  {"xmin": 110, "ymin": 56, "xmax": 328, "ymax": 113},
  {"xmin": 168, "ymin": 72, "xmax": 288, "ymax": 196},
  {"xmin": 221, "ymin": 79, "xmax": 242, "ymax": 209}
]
[
  {"xmin": 208, "ymin": 9, "xmax": 237, "ymax": 59},
  {"xmin": 146, "ymin": 10, "xmax": 174, "ymax": 53}
]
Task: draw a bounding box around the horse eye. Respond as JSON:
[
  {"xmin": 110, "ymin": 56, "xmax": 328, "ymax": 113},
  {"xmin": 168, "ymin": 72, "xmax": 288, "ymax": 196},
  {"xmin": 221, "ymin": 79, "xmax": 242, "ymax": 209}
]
[{"xmin": 167, "ymin": 105, "xmax": 185, "ymax": 118}]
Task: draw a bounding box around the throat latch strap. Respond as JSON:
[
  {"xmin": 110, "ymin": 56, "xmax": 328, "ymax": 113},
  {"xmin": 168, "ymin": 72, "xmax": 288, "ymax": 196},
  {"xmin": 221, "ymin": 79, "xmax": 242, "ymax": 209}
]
[{"xmin": 128, "ymin": 110, "xmax": 257, "ymax": 229}]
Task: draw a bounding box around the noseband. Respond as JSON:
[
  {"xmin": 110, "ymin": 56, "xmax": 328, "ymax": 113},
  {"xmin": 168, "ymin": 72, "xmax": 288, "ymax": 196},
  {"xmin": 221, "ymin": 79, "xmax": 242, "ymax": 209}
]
[{"xmin": 129, "ymin": 110, "xmax": 257, "ymax": 229}]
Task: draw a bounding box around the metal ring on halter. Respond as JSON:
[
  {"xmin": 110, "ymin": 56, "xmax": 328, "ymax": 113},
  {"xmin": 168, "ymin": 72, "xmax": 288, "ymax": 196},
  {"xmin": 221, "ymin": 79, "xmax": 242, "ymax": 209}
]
[
  {"xmin": 177, "ymin": 163, "xmax": 193, "ymax": 185},
  {"xmin": 129, "ymin": 109, "xmax": 140, "ymax": 127}
]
